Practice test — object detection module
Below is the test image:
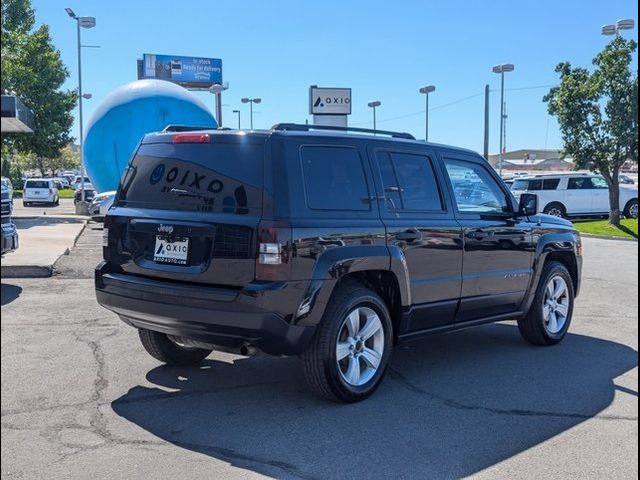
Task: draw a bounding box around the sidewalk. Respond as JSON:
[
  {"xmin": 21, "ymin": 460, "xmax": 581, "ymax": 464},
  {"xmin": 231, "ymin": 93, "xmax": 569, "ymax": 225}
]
[{"xmin": 1, "ymin": 217, "xmax": 86, "ymax": 278}]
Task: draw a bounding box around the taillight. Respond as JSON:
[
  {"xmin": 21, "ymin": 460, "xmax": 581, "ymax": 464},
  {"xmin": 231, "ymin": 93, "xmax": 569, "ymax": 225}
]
[
  {"xmin": 172, "ymin": 133, "xmax": 211, "ymax": 144},
  {"xmin": 256, "ymin": 220, "xmax": 292, "ymax": 281},
  {"xmin": 102, "ymin": 216, "xmax": 113, "ymax": 248},
  {"xmin": 49, "ymin": 188, "xmax": 53, "ymax": 194}
]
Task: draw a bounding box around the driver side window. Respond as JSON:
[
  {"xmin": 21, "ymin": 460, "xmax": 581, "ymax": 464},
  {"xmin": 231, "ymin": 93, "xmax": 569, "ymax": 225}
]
[{"xmin": 444, "ymin": 159, "xmax": 509, "ymax": 214}]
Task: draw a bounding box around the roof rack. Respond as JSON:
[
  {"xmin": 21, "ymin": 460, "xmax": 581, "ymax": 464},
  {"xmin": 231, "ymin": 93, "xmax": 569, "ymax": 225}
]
[
  {"xmin": 271, "ymin": 123, "xmax": 415, "ymax": 140},
  {"xmin": 163, "ymin": 125, "xmax": 221, "ymax": 132}
]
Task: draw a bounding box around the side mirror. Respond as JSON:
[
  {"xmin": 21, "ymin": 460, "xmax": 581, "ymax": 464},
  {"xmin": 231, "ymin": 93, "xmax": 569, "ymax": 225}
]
[{"xmin": 518, "ymin": 193, "xmax": 538, "ymax": 216}]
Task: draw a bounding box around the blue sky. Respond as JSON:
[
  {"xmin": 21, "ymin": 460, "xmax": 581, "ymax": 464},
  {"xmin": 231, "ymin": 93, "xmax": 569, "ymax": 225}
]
[{"xmin": 32, "ymin": 0, "xmax": 638, "ymax": 154}]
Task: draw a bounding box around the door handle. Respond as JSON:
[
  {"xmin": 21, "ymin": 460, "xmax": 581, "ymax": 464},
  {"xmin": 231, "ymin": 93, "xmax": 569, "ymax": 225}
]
[{"xmin": 396, "ymin": 229, "xmax": 421, "ymax": 242}]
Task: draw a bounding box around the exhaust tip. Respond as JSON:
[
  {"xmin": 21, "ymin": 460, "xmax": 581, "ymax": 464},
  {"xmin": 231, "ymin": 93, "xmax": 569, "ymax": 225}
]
[{"xmin": 239, "ymin": 344, "xmax": 258, "ymax": 357}]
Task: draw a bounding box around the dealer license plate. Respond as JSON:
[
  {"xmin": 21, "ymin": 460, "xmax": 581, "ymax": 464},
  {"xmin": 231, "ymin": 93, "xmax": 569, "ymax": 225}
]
[{"xmin": 154, "ymin": 236, "xmax": 190, "ymax": 265}]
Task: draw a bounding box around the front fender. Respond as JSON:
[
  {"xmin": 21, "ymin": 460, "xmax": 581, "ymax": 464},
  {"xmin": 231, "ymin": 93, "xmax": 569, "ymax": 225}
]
[
  {"xmin": 293, "ymin": 245, "xmax": 410, "ymax": 327},
  {"xmin": 521, "ymin": 230, "xmax": 581, "ymax": 314}
]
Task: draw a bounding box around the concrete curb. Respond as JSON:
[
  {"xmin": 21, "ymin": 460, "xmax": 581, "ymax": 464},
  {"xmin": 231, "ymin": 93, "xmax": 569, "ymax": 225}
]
[
  {"xmin": 580, "ymin": 233, "xmax": 638, "ymax": 242},
  {"xmin": 1, "ymin": 263, "xmax": 54, "ymax": 278},
  {"xmin": 2, "ymin": 219, "xmax": 87, "ymax": 279}
]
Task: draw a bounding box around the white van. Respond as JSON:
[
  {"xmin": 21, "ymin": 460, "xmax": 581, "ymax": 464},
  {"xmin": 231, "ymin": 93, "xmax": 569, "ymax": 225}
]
[{"xmin": 22, "ymin": 178, "xmax": 59, "ymax": 207}]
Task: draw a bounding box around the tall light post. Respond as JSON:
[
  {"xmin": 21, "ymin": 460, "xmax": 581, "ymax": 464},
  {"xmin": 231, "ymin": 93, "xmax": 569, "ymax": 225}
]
[
  {"xmin": 65, "ymin": 8, "xmax": 95, "ymax": 204},
  {"xmin": 418, "ymin": 85, "xmax": 436, "ymax": 142},
  {"xmin": 232, "ymin": 109, "xmax": 241, "ymax": 129},
  {"xmin": 367, "ymin": 101, "xmax": 381, "ymax": 131},
  {"xmin": 601, "ymin": 19, "xmax": 635, "ymax": 36},
  {"xmin": 208, "ymin": 83, "xmax": 229, "ymax": 127},
  {"xmin": 241, "ymin": 97, "xmax": 261, "ymax": 130},
  {"xmin": 492, "ymin": 63, "xmax": 514, "ymax": 177}
]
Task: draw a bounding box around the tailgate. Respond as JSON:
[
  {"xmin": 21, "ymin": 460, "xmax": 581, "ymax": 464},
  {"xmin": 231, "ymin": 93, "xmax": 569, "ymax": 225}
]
[{"xmin": 105, "ymin": 133, "xmax": 265, "ymax": 287}]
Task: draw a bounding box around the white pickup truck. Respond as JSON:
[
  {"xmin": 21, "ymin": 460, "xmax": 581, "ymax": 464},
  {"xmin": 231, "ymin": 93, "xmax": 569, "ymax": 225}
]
[{"xmin": 511, "ymin": 173, "xmax": 638, "ymax": 219}]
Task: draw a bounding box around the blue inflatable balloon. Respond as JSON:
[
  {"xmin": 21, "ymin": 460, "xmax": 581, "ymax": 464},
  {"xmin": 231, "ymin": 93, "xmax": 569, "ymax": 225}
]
[{"xmin": 83, "ymin": 79, "xmax": 217, "ymax": 192}]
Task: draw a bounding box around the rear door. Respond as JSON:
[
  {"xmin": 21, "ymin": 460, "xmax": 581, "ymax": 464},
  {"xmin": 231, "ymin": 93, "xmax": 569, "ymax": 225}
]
[
  {"xmin": 370, "ymin": 145, "xmax": 463, "ymax": 332},
  {"xmin": 106, "ymin": 132, "xmax": 266, "ymax": 287},
  {"xmin": 589, "ymin": 177, "xmax": 610, "ymax": 213},
  {"xmin": 565, "ymin": 177, "xmax": 594, "ymax": 214}
]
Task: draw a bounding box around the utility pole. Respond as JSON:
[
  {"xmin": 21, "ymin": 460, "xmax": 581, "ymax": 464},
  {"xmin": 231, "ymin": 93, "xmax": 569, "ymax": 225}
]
[{"xmin": 483, "ymin": 84, "xmax": 490, "ymax": 161}]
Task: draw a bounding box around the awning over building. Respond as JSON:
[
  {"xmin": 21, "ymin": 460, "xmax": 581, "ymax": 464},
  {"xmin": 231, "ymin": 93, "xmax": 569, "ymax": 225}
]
[{"xmin": 1, "ymin": 95, "xmax": 34, "ymax": 133}]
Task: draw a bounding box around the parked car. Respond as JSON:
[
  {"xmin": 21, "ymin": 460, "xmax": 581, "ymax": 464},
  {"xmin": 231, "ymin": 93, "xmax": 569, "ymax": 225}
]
[
  {"xmin": 22, "ymin": 178, "xmax": 59, "ymax": 207},
  {"xmin": 88, "ymin": 191, "xmax": 116, "ymax": 221},
  {"xmin": 96, "ymin": 124, "xmax": 583, "ymax": 403},
  {"xmin": 511, "ymin": 173, "xmax": 638, "ymax": 219},
  {"xmin": 74, "ymin": 185, "xmax": 96, "ymax": 204},
  {"xmin": 619, "ymin": 174, "xmax": 635, "ymax": 185},
  {"xmin": 1, "ymin": 177, "xmax": 14, "ymax": 199},
  {"xmin": 1, "ymin": 180, "xmax": 18, "ymax": 255},
  {"xmin": 52, "ymin": 177, "xmax": 70, "ymax": 189},
  {"xmin": 72, "ymin": 176, "xmax": 92, "ymax": 190}
]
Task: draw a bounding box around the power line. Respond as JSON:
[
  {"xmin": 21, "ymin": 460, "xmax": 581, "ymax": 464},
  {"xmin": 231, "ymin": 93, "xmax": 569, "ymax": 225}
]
[{"xmin": 352, "ymin": 84, "xmax": 558, "ymax": 126}]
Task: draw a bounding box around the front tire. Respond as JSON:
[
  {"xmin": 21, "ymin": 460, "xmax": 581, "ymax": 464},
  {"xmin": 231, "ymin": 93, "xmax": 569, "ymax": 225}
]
[
  {"xmin": 624, "ymin": 199, "xmax": 638, "ymax": 219},
  {"xmin": 302, "ymin": 285, "xmax": 393, "ymax": 403},
  {"xmin": 138, "ymin": 329, "xmax": 212, "ymax": 365},
  {"xmin": 518, "ymin": 261, "xmax": 574, "ymax": 346}
]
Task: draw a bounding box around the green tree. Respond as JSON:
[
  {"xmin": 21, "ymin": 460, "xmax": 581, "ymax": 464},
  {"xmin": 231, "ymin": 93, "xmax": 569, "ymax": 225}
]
[
  {"xmin": 1, "ymin": 0, "xmax": 77, "ymax": 164},
  {"xmin": 544, "ymin": 37, "xmax": 638, "ymax": 225}
]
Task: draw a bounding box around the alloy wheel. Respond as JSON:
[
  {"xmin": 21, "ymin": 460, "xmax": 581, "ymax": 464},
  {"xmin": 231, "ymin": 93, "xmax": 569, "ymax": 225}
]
[
  {"xmin": 335, "ymin": 307, "xmax": 385, "ymax": 387},
  {"xmin": 542, "ymin": 276, "xmax": 570, "ymax": 334}
]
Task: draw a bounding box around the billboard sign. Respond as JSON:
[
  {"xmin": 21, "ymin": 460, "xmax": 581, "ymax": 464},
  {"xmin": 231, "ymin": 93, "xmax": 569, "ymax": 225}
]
[
  {"xmin": 141, "ymin": 54, "xmax": 222, "ymax": 89},
  {"xmin": 309, "ymin": 87, "xmax": 352, "ymax": 115}
]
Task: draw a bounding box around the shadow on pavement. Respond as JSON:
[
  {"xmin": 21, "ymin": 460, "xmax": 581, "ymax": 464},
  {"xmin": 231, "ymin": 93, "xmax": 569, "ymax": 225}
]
[
  {"xmin": 112, "ymin": 323, "xmax": 637, "ymax": 479},
  {"xmin": 1, "ymin": 283, "xmax": 23, "ymax": 306}
]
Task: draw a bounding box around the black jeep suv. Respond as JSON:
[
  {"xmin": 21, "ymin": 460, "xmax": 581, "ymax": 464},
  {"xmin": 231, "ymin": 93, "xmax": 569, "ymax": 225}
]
[{"xmin": 95, "ymin": 124, "xmax": 582, "ymax": 402}]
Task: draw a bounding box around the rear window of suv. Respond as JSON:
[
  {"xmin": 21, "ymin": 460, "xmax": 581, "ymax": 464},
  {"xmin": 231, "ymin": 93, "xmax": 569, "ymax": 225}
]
[
  {"xmin": 25, "ymin": 180, "xmax": 50, "ymax": 189},
  {"xmin": 118, "ymin": 139, "xmax": 265, "ymax": 214}
]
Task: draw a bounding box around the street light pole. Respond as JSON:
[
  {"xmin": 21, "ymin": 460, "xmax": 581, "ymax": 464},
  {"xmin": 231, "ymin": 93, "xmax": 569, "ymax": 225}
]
[
  {"xmin": 601, "ymin": 19, "xmax": 635, "ymax": 36},
  {"xmin": 66, "ymin": 8, "xmax": 95, "ymax": 204},
  {"xmin": 419, "ymin": 85, "xmax": 436, "ymax": 141},
  {"xmin": 232, "ymin": 109, "xmax": 241, "ymax": 129},
  {"xmin": 241, "ymin": 97, "xmax": 261, "ymax": 130},
  {"xmin": 492, "ymin": 63, "xmax": 514, "ymax": 177},
  {"xmin": 367, "ymin": 101, "xmax": 381, "ymax": 131}
]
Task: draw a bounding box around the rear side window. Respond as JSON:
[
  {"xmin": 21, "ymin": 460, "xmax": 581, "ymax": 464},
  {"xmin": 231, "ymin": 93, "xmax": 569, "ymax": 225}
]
[
  {"xmin": 543, "ymin": 178, "xmax": 561, "ymax": 190},
  {"xmin": 300, "ymin": 146, "xmax": 369, "ymax": 211},
  {"xmin": 25, "ymin": 180, "xmax": 50, "ymax": 189},
  {"xmin": 376, "ymin": 151, "xmax": 443, "ymax": 211},
  {"xmin": 118, "ymin": 140, "xmax": 264, "ymax": 214},
  {"xmin": 511, "ymin": 180, "xmax": 530, "ymax": 191}
]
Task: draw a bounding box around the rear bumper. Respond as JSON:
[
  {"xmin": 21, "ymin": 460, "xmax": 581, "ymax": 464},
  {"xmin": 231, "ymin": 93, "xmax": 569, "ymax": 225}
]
[{"xmin": 94, "ymin": 261, "xmax": 315, "ymax": 355}]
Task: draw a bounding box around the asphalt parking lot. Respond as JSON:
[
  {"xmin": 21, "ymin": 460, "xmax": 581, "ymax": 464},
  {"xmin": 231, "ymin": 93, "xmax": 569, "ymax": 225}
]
[
  {"xmin": 11, "ymin": 197, "xmax": 76, "ymax": 218},
  {"xmin": 1, "ymin": 224, "xmax": 637, "ymax": 479}
]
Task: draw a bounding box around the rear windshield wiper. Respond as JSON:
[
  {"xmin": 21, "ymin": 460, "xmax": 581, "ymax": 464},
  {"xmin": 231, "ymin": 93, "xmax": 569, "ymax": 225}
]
[{"xmin": 170, "ymin": 188, "xmax": 202, "ymax": 199}]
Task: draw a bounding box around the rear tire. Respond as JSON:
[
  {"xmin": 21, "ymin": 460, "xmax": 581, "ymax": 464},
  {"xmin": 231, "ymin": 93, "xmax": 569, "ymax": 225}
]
[
  {"xmin": 543, "ymin": 202, "xmax": 567, "ymax": 218},
  {"xmin": 518, "ymin": 261, "xmax": 574, "ymax": 346},
  {"xmin": 624, "ymin": 199, "xmax": 638, "ymax": 219},
  {"xmin": 302, "ymin": 284, "xmax": 393, "ymax": 403},
  {"xmin": 138, "ymin": 329, "xmax": 212, "ymax": 366}
]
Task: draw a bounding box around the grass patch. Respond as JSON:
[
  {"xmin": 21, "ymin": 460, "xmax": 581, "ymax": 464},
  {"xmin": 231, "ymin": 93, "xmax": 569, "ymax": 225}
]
[
  {"xmin": 13, "ymin": 189, "xmax": 75, "ymax": 199},
  {"xmin": 574, "ymin": 218, "xmax": 638, "ymax": 239}
]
